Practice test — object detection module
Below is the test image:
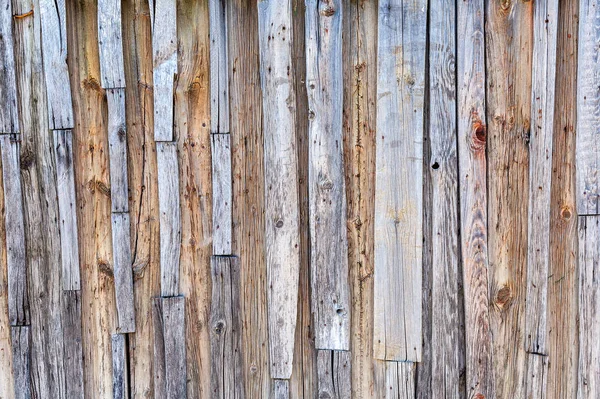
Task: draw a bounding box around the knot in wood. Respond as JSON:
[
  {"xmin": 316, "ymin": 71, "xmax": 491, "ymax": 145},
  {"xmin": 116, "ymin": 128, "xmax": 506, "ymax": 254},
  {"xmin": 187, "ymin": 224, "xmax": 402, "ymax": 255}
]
[
  {"xmin": 214, "ymin": 321, "xmax": 225, "ymax": 335},
  {"xmin": 320, "ymin": 6, "xmax": 335, "ymax": 17},
  {"xmin": 560, "ymin": 205, "xmax": 572, "ymax": 220},
  {"xmin": 275, "ymin": 219, "xmax": 284, "ymax": 228}
]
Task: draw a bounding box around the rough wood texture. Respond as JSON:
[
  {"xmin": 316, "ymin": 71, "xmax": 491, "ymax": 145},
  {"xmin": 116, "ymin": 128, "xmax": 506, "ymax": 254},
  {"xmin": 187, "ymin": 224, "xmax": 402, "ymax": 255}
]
[
  {"xmin": 0, "ymin": 0, "xmax": 19, "ymax": 134},
  {"xmin": 457, "ymin": 0, "xmax": 494, "ymax": 397},
  {"xmin": 316, "ymin": 350, "xmax": 351, "ymax": 399},
  {"xmin": 112, "ymin": 213, "xmax": 136, "ymax": 333},
  {"xmin": 525, "ymin": 0, "xmax": 559, "ymax": 355},
  {"xmin": 112, "ymin": 334, "xmax": 129, "ymax": 399},
  {"xmin": 272, "ymin": 380, "xmax": 290, "ymax": 399},
  {"xmin": 61, "ymin": 291, "xmax": 84, "ymax": 399},
  {"xmin": 526, "ymin": 354, "xmax": 548, "ymax": 399},
  {"xmin": 257, "ymin": 0, "xmax": 301, "ymax": 380},
  {"xmin": 156, "ymin": 142, "xmax": 181, "ymax": 297},
  {"xmin": 53, "ymin": 129, "xmax": 81, "ymax": 291},
  {"xmin": 209, "ymin": 256, "xmax": 244, "ymax": 399},
  {"xmin": 107, "ymin": 88, "xmax": 130, "ymax": 213},
  {"xmin": 0, "ymin": 145, "xmax": 13, "ymax": 398},
  {"xmin": 211, "ymin": 134, "xmax": 232, "ymax": 255},
  {"xmin": 39, "ymin": 0, "xmax": 74, "ymax": 129},
  {"xmin": 373, "ymin": 360, "xmax": 416, "ymax": 399},
  {"xmin": 373, "ymin": 0, "xmax": 426, "ymax": 362},
  {"xmin": 209, "ymin": 0, "xmax": 229, "ymax": 134},
  {"xmin": 98, "ymin": 0, "xmax": 125, "ymax": 89},
  {"xmin": 11, "ymin": 326, "xmax": 31, "ymax": 399},
  {"xmin": 305, "ymin": 0, "xmax": 350, "ymax": 351}
]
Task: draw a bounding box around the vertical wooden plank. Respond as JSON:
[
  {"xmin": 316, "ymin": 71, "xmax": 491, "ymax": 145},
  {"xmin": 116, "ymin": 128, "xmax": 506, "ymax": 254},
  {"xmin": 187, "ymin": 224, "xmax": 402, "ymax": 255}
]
[
  {"xmin": 112, "ymin": 213, "xmax": 136, "ymax": 333},
  {"xmin": 305, "ymin": 0, "xmax": 350, "ymax": 351},
  {"xmin": 257, "ymin": 0, "xmax": 301, "ymax": 380},
  {"xmin": 374, "ymin": 361, "xmax": 416, "ymax": 399},
  {"xmin": 209, "ymin": 0, "xmax": 229, "ymax": 134},
  {"xmin": 61, "ymin": 291, "xmax": 84, "ymax": 399},
  {"xmin": 457, "ymin": 0, "xmax": 494, "ymax": 397},
  {"xmin": 525, "ymin": 0, "xmax": 559, "ymax": 355},
  {"xmin": 272, "ymin": 379, "xmax": 290, "ymax": 399},
  {"xmin": 53, "ymin": 129, "xmax": 81, "ymax": 291},
  {"xmin": 107, "ymin": 88, "xmax": 129, "ymax": 213},
  {"xmin": 0, "ymin": 0, "xmax": 19, "ymax": 133},
  {"xmin": 11, "ymin": 326, "xmax": 31, "ymax": 399},
  {"xmin": 374, "ymin": 0, "xmax": 426, "ymax": 362},
  {"xmin": 163, "ymin": 296, "xmax": 187, "ymax": 399},
  {"xmin": 98, "ymin": 0, "xmax": 125, "ymax": 88},
  {"xmin": 211, "ymin": 134, "xmax": 232, "ymax": 255},
  {"xmin": 156, "ymin": 142, "xmax": 181, "ymax": 296},
  {"xmin": 152, "ymin": 298, "xmax": 167, "ymax": 399},
  {"xmin": 112, "ymin": 334, "xmax": 129, "ymax": 399},
  {"xmin": 526, "ymin": 354, "xmax": 548, "ymax": 399},
  {"xmin": 39, "ymin": 0, "xmax": 74, "ymax": 129},
  {"xmin": 316, "ymin": 350, "xmax": 352, "ymax": 399}
]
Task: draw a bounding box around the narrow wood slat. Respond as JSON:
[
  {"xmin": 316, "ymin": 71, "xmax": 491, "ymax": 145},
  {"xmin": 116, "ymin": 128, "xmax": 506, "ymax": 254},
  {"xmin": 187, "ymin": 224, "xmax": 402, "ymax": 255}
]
[
  {"xmin": 272, "ymin": 380, "xmax": 290, "ymax": 399},
  {"xmin": 316, "ymin": 350, "xmax": 351, "ymax": 399},
  {"xmin": 457, "ymin": 0, "xmax": 494, "ymax": 397},
  {"xmin": 0, "ymin": 0, "xmax": 19, "ymax": 133},
  {"xmin": 156, "ymin": 142, "xmax": 181, "ymax": 296},
  {"xmin": 150, "ymin": 0, "xmax": 177, "ymax": 141},
  {"xmin": 61, "ymin": 291, "xmax": 84, "ymax": 398},
  {"xmin": 107, "ymin": 88, "xmax": 129, "ymax": 213},
  {"xmin": 39, "ymin": 0, "xmax": 74, "ymax": 129},
  {"xmin": 305, "ymin": 0, "xmax": 350, "ymax": 351},
  {"xmin": 11, "ymin": 326, "xmax": 31, "ymax": 399},
  {"xmin": 53, "ymin": 129, "xmax": 81, "ymax": 290},
  {"xmin": 98, "ymin": 0, "xmax": 125, "ymax": 88},
  {"xmin": 0, "ymin": 135, "xmax": 29, "ymax": 326},
  {"xmin": 257, "ymin": 0, "xmax": 301, "ymax": 379},
  {"xmin": 373, "ymin": 0, "xmax": 426, "ymax": 362},
  {"xmin": 209, "ymin": 0, "xmax": 230, "ymax": 134},
  {"xmin": 112, "ymin": 334, "xmax": 129, "ymax": 399},
  {"xmin": 211, "ymin": 134, "xmax": 232, "ymax": 255},
  {"xmin": 374, "ymin": 360, "xmax": 416, "ymax": 399},
  {"xmin": 111, "ymin": 213, "xmax": 136, "ymax": 332},
  {"xmin": 526, "ymin": 354, "xmax": 548, "ymax": 399},
  {"xmin": 209, "ymin": 256, "xmax": 244, "ymax": 399},
  {"xmin": 152, "ymin": 298, "xmax": 167, "ymax": 399},
  {"xmin": 577, "ymin": 0, "xmax": 600, "ymax": 215}
]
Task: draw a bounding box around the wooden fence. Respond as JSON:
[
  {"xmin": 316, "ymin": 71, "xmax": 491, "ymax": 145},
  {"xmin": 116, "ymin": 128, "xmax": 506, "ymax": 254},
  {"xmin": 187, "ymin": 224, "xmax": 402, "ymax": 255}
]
[{"xmin": 0, "ymin": 0, "xmax": 595, "ymax": 398}]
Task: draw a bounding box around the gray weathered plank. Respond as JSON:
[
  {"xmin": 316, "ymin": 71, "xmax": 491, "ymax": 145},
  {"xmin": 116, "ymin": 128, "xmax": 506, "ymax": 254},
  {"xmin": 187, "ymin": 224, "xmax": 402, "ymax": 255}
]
[
  {"xmin": 53, "ymin": 129, "xmax": 81, "ymax": 290},
  {"xmin": 152, "ymin": 298, "xmax": 167, "ymax": 399},
  {"xmin": 107, "ymin": 88, "xmax": 129, "ymax": 213},
  {"xmin": 209, "ymin": 256, "xmax": 244, "ymax": 399},
  {"xmin": 98, "ymin": 0, "xmax": 125, "ymax": 88},
  {"xmin": 577, "ymin": 216, "xmax": 600, "ymax": 398},
  {"xmin": 39, "ymin": 0, "xmax": 74, "ymax": 129},
  {"xmin": 373, "ymin": 0, "xmax": 426, "ymax": 362},
  {"xmin": 272, "ymin": 380, "xmax": 290, "ymax": 399},
  {"xmin": 209, "ymin": 0, "xmax": 230, "ymax": 134},
  {"xmin": 316, "ymin": 350, "xmax": 351, "ymax": 399},
  {"xmin": 156, "ymin": 142, "xmax": 181, "ymax": 296},
  {"xmin": 525, "ymin": 0, "xmax": 559, "ymax": 355},
  {"xmin": 11, "ymin": 326, "xmax": 31, "ymax": 399},
  {"xmin": 211, "ymin": 134, "xmax": 232, "ymax": 255},
  {"xmin": 577, "ymin": 0, "xmax": 600, "ymax": 215},
  {"xmin": 257, "ymin": 0, "xmax": 301, "ymax": 379},
  {"xmin": 305, "ymin": 0, "xmax": 350, "ymax": 351},
  {"xmin": 149, "ymin": 0, "xmax": 177, "ymax": 141},
  {"xmin": 61, "ymin": 291, "xmax": 84, "ymax": 399},
  {"xmin": 0, "ymin": 0, "xmax": 19, "ymax": 134},
  {"xmin": 111, "ymin": 213, "xmax": 136, "ymax": 333},
  {"xmin": 112, "ymin": 334, "xmax": 129, "ymax": 399},
  {"xmin": 526, "ymin": 354, "xmax": 548, "ymax": 399},
  {"xmin": 1, "ymin": 135, "xmax": 29, "ymax": 326},
  {"xmin": 457, "ymin": 0, "xmax": 494, "ymax": 397},
  {"xmin": 374, "ymin": 360, "xmax": 416, "ymax": 399}
]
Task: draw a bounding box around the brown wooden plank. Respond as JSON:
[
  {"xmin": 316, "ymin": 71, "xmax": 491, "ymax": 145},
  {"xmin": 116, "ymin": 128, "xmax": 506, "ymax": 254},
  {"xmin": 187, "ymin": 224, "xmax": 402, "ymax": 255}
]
[
  {"xmin": 0, "ymin": 0, "xmax": 19, "ymax": 134},
  {"xmin": 112, "ymin": 213, "xmax": 136, "ymax": 333},
  {"xmin": 107, "ymin": 88, "xmax": 130, "ymax": 213},
  {"xmin": 211, "ymin": 134, "xmax": 232, "ymax": 255},
  {"xmin": 112, "ymin": 334, "xmax": 129, "ymax": 399},
  {"xmin": 11, "ymin": 326, "xmax": 31, "ymax": 399},
  {"xmin": 98, "ymin": 0, "xmax": 126, "ymax": 89}
]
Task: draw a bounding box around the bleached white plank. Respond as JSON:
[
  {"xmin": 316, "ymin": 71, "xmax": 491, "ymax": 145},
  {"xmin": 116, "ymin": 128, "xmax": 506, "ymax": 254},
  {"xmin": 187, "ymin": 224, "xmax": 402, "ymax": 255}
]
[
  {"xmin": 107, "ymin": 88, "xmax": 129, "ymax": 213},
  {"xmin": 211, "ymin": 134, "xmax": 232, "ymax": 255},
  {"xmin": 272, "ymin": 380, "xmax": 289, "ymax": 399},
  {"xmin": 98, "ymin": 0, "xmax": 125, "ymax": 88},
  {"xmin": 0, "ymin": 0, "xmax": 19, "ymax": 133},
  {"xmin": 209, "ymin": 0, "xmax": 230, "ymax": 134},
  {"xmin": 111, "ymin": 213, "xmax": 136, "ymax": 333}
]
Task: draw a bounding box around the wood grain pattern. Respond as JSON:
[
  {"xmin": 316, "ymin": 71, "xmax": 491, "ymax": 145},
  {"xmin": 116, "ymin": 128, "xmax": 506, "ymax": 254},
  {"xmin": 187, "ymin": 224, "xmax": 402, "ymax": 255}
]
[
  {"xmin": 0, "ymin": 0, "xmax": 19, "ymax": 134},
  {"xmin": 374, "ymin": 360, "xmax": 416, "ymax": 399},
  {"xmin": 152, "ymin": 298, "xmax": 167, "ymax": 399},
  {"xmin": 316, "ymin": 350, "xmax": 351, "ymax": 399},
  {"xmin": 211, "ymin": 134, "xmax": 232, "ymax": 255},
  {"xmin": 374, "ymin": 0, "xmax": 426, "ymax": 362},
  {"xmin": 98, "ymin": 0, "xmax": 125, "ymax": 89},
  {"xmin": 257, "ymin": 0, "xmax": 301, "ymax": 380},
  {"xmin": 272, "ymin": 380, "xmax": 290, "ymax": 399},
  {"xmin": 61, "ymin": 291, "xmax": 84, "ymax": 399},
  {"xmin": 525, "ymin": 0, "xmax": 559, "ymax": 355},
  {"xmin": 112, "ymin": 213, "xmax": 136, "ymax": 333},
  {"xmin": 11, "ymin": 326, "xmax": 31, "ymax": 399},
  {"xmin": 107, "ymin": 88, "xmax": 130, "ymax": 213},
  {"xmin": 526, "ymin": 354, "xmax": 548, "ymax": 399},
  {"xmin": 112, "ymin": 334, "xmax": 129, "ymax": 399},
  {"xmin": 209, "ymin": 0, "xmax": 229, "ymax": 134}
]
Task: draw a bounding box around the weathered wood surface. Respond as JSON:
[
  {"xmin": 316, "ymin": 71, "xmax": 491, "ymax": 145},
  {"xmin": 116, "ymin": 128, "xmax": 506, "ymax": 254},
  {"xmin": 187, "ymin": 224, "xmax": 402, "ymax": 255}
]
[
  {"xmin": 53, "ymin": 129, "xmax": 81, "ymax": 291},
  {"xmin": 373, "ymin": 360, "xmax": 416, "ymax": 399},
  {"xmin": 457, "ymin": 0, "xmax": 494, "ymax": 397},
  {"xmin": 209, "ymin": 0, "xmax": 229, "ymax": 134},
  {"xmin": 61, "ymin": 291, "xmax": 84, "ymax": 399},
  {"xmin": 39, "ymin": 0, "xmax": 74, "ymax": 129},
  {"xmin": 525, "ymin": 0, "xmax": 559, "ymax": 356},
  {"xmin": 316, "ymin": 350, "xmax": 351, "ymax": 399},
  {"xmin": 257, "ymin": 0, "xmax": 301, "ymax": 380},
  {"xmin": 374, "ymin": 0, "xmax": 426, "ymax": 362},
  {"xmin": 0, "ymin": 147, "xmax": 13, "ymax": 397},
  {"xmin": 11, "ymin": 326, "xmax": 31, "ymax": 399},
  {"xmin": 305, "ymin": 0, "xmax": 350, "ymax": 351},
  {"xmin": 156, "ymin": 142, "xmax": 181, "ymax": 297},
  {"xmin": 107, "ymin": 88, "xmax": 130, "ymax": 213},
  {"xmin": 112, "ymin": 213, "xmax": 136, "ymax": 333},
  {"xmin": 272, "ymin": 380, "xmax": 290, "ymax": 399},
  {"xmin": 211, "ymin": 134, "xmax": 232, "ymax": 255},
  {"xmin": 0, "ymin": 0, "xmax": 19, "ymax": 134},
  {"xmin": 112, "ymin": 334, "xmax": 129, "ymax": 399},
  {"xmin": 526, "ymin": 354, "xmax": 548, "ymax": 399},
  {"xmin": 98, "ymin": 0, "xmax": 125, "ymax": 89}
]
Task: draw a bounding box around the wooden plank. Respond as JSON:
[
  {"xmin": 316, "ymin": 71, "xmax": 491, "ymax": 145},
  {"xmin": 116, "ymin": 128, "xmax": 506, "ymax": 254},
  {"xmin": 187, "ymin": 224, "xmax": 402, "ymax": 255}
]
[
  {"xmin": 152, "ymin": 298, "xmax": 167, "ymax": 399},
  {"xmin": 61, "ymin": 291, "xmax": 84, "ymax": 399},
  {"xmin": 209, "ymin": 256, "xmax": 243, "ymax": 399},
  {"xmin": 272, "ymin": 380, "xmax": 290, "ymax": 399},
  {"xmin": 457, "ymin": 0, "xmax": 494, "ymax": 397},
  {"xmin": 156, "ymin": 142, "xmax": 181, "ymax": 297},
  {"xmin": 112, "ymin": 334, "xmax": 129, "ymax": 399},
  {"xmin": 257, "ymin": 0, "xmax": 301, "ymax": 380},
  {"xmin": 11, "ymin": 326, "xmax": 31, "ymax": 399},
  {"xmin": 374, "ymin": 360, "xmax": 416, "ymax": 399},
  {"xmin": 0, "ymin": 135, "xmax": 29, "ymax": 326},
  {"xmin": 525, "ymin": 0, "xmax": 559, "ymax": 355},
  {"xmin": 211, "ymin": 134, "xmax": 232, "ymax": 255},
  {"xmin": 111, "ymin": 213, "xmax": 136, "ymax": 333},
  {"xmin": 526, "ymin": 354, "xmax": 548, "ymax": 399},
  {"xmin": 576, "ymin": 0, "xmax": 600, "ymax": 215},
  {"xmin": 209, "ymin": 0, "xmax": 230, "ymax": 134},
  {"xmin": 373, "ymin": 0, "xmax": 426, "ymax": 362},
  {"xmin": 0, "ymin": 0, "xmax": 19, "ymax": 134},
  {"xmin": 150, "ymin": 0, "xmax": 177, "ymax": 141},
  {"xmin": 316, "ymin": 350, "xmax": 351, "ymax": 399},
  {"xmin": 107, "ymin": 88, "xmax": 129, "ymax": 213},
  {"xmin": 98, "ymin": 0, "xmax": 125, "ymax": 88},
  {"xmin": 39, "ymin": 0, "xmax": 74, "ymax": 129},
  {"xmin": 305, "ymin": 0, "xmax": 350, "ymax": 351},
  {"xmin": 53, "ymin": 129, "xmax": 81, "ymax": 291}
]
